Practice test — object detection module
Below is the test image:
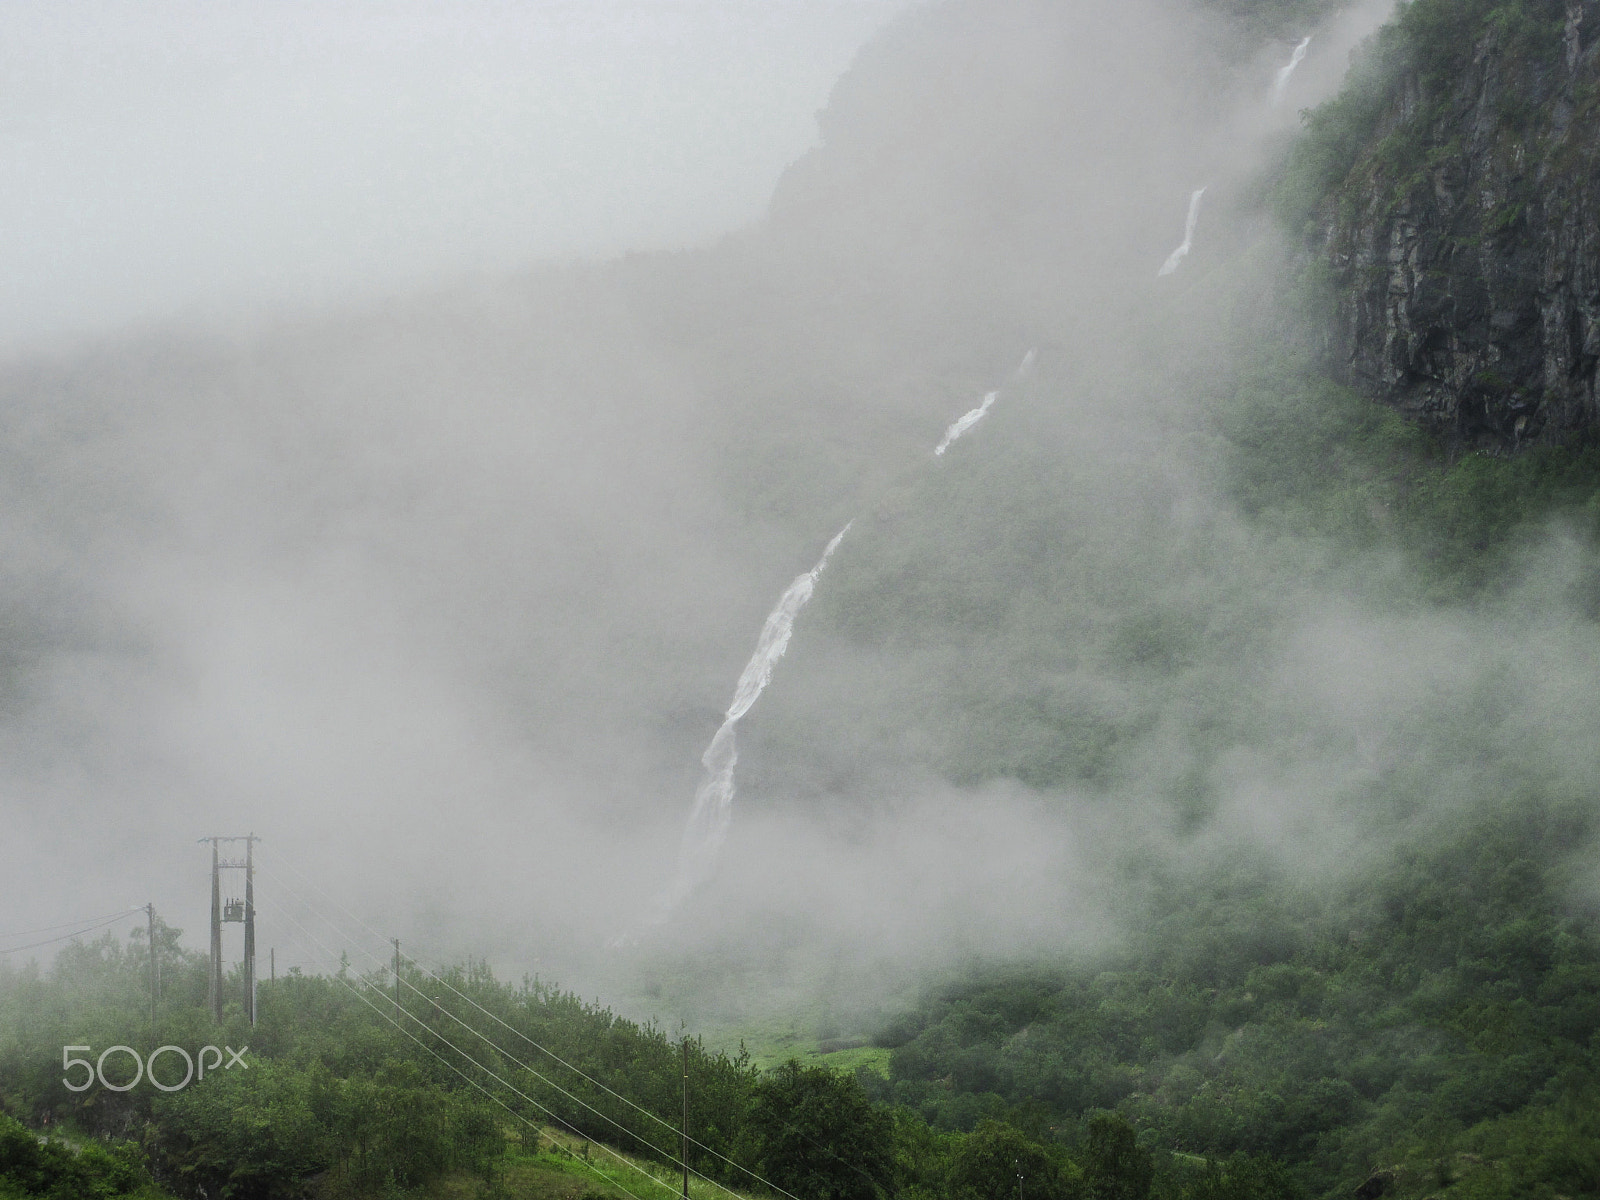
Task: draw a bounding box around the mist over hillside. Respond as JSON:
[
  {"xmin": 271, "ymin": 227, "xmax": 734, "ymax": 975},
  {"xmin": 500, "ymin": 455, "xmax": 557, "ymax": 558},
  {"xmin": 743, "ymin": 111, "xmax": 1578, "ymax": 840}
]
[
  {"xmin": 1, "ymin": 0, "xmax": 918, "ymax": 350},
  {"xmin": 8, "ymin": 2, "xmax": 1600, "ymax": 1197},
  {"xmin": 3, "ymin": 0, "xmax": 1597, "ymax": 1045}
]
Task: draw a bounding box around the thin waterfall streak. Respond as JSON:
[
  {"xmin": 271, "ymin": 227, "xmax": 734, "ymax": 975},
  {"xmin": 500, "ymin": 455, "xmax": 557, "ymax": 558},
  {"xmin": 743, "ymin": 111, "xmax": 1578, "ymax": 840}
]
[
  {"xmin": 676, "ymin": 722, "xmax": 739, "ymax": 878},
  {"xmin": 934, "ymin": 392, "xmax": 997, "ymax": 456},
  {"xmin": 1272, "ymin": 36, "xmax": 1312, "ymax": 104},
  {"xmin": 933, "ymin": 348, "xmax": 1035, "ymax": 457},
  {"xmin": 1157, "ymin": 187, "xmax": 1206, "ymax": 277},
  {"xmin": 648, "ymin": 522, "xmax": 853, "ymax": 922},
  {"xmin": 643, "ymin": 349, "xmax": 1032, "ymax": 933},
  {"xmin": 724, "ymin": 523, "xmax": 850, "ymax": 722}
]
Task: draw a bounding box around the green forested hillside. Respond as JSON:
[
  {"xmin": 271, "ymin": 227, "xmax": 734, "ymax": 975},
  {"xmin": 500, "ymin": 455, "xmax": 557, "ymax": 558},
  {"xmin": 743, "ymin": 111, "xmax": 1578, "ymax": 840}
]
[
  {"xmin": 9, "ymin": 806, "xmax": 1597, "ymax": 1200},
  {"xmin": 867, "ymin": 805, "xmax": 1600, "ymax": 1199},
  {"xmin": 724, "ymin": 316, "xmax": 1600, "ymax": 1196},
  {"xmin": 725, "ymin": 1, "xmax": 1600, "ymax": 1195},
  {"xmin": 1, "ymin": 934, "xmax": 1303, "ymax": 1200},
  {"xmin": 6, "ymin": 1, "xmax": 1600, "ymax": 1199}
]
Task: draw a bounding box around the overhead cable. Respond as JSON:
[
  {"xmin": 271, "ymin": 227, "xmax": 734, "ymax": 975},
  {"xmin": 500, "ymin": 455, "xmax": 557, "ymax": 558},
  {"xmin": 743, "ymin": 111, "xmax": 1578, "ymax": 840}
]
[
  {"xmin": 257, "ymin": 895, "xmax": 683, "ymax": 1200},
  {"xmin": 260, "ymin": 851, "xmax": 804, "ymax": 1200}
]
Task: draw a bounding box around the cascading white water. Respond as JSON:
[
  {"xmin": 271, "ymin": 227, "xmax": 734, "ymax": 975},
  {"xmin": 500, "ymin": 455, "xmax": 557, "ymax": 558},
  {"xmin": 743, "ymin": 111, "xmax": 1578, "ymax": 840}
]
[
  {"xmin": 1272, "ymin": 36, "xmax": 1312, "ymax": 104},
  {"xmin": 934, "ymin": 391, "xmax": 997, "ymax": 456},
  {"xmin": 723, "ymin": 524, "xmax": 849, "ymax": 722},
  {"xmin": 1157, "ymin": 187, "xmax": 1206, "ymax": 276},
  {"xmin": 933, "ymin": 349, "xmax": 1037, "ymax": 456},
  {"xmin": 643, "ymin": 351, "xmax": 1036, "ymax": 929},
  {"xmin": 649, "ymin": 522, "xmax": 852, "ymax": 920}
]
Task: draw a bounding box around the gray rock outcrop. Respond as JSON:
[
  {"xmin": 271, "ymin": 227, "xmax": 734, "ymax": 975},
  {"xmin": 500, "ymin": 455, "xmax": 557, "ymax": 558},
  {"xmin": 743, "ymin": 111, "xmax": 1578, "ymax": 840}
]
[{"xmin": 1321, "ymin": 0, "xmax": 1600, "ymax": 451}]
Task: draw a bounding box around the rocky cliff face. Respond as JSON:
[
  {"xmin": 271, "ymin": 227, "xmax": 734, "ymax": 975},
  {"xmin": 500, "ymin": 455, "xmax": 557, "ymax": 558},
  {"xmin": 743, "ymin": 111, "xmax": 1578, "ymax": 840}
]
[{"xmin": 1320, "ymin": 0, "xmax": 1600, "ymax": 451}]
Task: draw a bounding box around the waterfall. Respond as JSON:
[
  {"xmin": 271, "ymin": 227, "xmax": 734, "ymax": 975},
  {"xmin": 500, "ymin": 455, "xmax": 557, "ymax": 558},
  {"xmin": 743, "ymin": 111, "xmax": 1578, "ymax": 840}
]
[
  {"xmin": 933, "ymin": 349, "xmax": 1037, "ymax": 456},
  {"xmin": 650, "ymin": 522, "xmax": 852, "ymax": 919},
  {"xmin": 640, "ymin": 350, "xmax": 1035, "ymax": 930},
  {"xmin": 934, "ymin": 391, "xmax": 998, "ymax": 456},
  {"xmin": 1271, "ymin": 36, "xmax": 1312, "ymax": 104},
  {"xmin": 1157, "ymin": 187, "xmax": 1206, "ymax": 277},
  {"xmin": 723, "ymin": 524, "xmax": 849, "ymax": 722}
]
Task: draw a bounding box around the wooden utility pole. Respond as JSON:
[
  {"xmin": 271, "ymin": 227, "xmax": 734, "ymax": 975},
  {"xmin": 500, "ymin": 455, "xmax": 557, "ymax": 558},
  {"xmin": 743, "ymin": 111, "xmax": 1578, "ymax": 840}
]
[
  {"xmin": 393, "ymin": 938, "xmax": 402, "ymax": 1022},
  {"xmin": 146, "ymin": 903, "xmax": 157, "ymax": 1033},
  {"xmin": 207, "ymin": 839, "xmax": 222, "ymax": 1022},
  {"xmin": 681, "ymin": 1038, "xmax": 690, "ymax": 1200},
  {"xmin": 243, "ymin": 835, "xmax": 256, "ymax": 1026}
]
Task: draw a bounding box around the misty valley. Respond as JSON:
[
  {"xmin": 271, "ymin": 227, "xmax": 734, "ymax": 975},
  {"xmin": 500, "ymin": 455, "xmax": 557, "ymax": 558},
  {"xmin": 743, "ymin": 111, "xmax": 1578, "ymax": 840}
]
[{"xmin": 5, "ymin": 1, "xmax": 1600, "ymax": 1198}]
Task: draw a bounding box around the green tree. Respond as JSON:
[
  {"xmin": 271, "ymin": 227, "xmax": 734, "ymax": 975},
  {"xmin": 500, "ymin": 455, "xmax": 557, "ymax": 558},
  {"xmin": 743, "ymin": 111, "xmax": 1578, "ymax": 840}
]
[
  {"xmin": 1082, "ymin": 1115, "xmax": 1152, "ymax": 1200},
  {"xmin": 1186, "ymin": 1153, "xmax": 1302, "ymax": 1200},
  {"xmin": 950, "ymin": 1119, "xmax": 1082, "ymax": 1200},
  {"xmin": 749, "ymin": 1060, "xmax": 894, "ymax": 1200},
  {"xmin": 0, "ymin": 1113, "xmax": 155, "ymax": 1198},
  {"xmin": 449, "ymin": 1100, "xmax": 505, "ymax": 1188}
]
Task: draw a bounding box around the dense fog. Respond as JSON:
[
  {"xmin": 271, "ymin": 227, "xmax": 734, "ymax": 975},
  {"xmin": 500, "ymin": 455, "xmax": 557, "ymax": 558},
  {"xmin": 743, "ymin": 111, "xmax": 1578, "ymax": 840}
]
[
  {"xmin": 1, "ymin": 0, "xmax": 912, "ymax": 350},
  {"xmin": 8, "ymin": 0, "xmax": 1599, "ymax": 1041}
]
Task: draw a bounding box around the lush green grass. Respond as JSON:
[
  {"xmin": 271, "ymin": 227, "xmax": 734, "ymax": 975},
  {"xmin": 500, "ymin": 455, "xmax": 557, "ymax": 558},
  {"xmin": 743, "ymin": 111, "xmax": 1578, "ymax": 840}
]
[
  {"xmin": 0, "ymin": 940, "xmax": 1302, "ymax": 1200},
  {"xmin": 363, "ymin": 1129, "xmax": 768, "ymax": 1200},
  {"xmin": 482, "ymin": 1127, "xmax": 762, "ymax": 1200},
  {"xmin": 699, "ymin": 1015, "xmax": 891, "ymax": 1077}
]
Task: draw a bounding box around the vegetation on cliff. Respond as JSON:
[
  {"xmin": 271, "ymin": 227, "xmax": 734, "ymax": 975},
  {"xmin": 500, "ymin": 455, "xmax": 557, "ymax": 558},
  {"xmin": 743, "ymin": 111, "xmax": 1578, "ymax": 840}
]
[{"xmin": 1280, "ymin": 0, "xmax": 1600, "ymax": 447}]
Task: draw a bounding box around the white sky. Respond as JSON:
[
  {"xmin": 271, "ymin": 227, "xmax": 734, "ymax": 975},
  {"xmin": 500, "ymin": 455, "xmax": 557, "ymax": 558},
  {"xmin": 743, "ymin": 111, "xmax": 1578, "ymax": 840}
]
[{"xmin": 1, "ymin": 0, "xmax": 916, "ymax": 351}]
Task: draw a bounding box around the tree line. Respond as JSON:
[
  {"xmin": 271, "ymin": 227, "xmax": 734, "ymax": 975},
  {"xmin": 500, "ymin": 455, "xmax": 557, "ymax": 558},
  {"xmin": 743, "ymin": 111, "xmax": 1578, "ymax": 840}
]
[{"xmin": 1, "ymin": 926, "xmax": 1303, "ymax": 1200}]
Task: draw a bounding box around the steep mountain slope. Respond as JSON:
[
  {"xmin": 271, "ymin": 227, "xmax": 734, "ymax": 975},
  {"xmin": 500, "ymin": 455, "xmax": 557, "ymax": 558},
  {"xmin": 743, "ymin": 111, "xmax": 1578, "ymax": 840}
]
[
  {"xmin": 4, "ymin": 0, "xmax": 1600, "ymax": 1197},
  {"xmin": 1293, "ymin": 0, "xmax": 1600, "ymax": 449}
]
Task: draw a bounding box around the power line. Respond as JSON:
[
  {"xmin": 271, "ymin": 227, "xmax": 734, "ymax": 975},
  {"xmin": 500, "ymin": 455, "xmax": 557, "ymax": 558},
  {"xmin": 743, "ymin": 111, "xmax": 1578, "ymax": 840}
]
[
  {"xmin": 256, "ymin": 896, "xmax": 677, "ymax": 1200},
  {"xmin": 267, "ymin": 853, "xmax": 882, "ymax": 1199},
  {"xmin": 258, "ymin": 874, "xmax": 752, "ymax": 1200},
  {"xmin": 258, "ymin": 898, "xmax": 658, "ymax": 1196},
  {"xmin": 269, "ymin": 875, "xmax": 746, "ymax": 1200},
  {"xmin": 259, "ymin": 851, "xmax": 805, "ymax": 1200},
  {"xmin": 0, "ymin": 911, "xmax": 143, "ymax": 957},
  {"xmin": 262, "ymin": 851, "xmax": 884, "ymax": 1199},
  {"xmin": 0, "ymin": 906, "xmax": 145, "ymax": 941},
  {"xmin": 268, "ymin": 912, "xmax": 664, "ymax": 1200},
  {"xmin": 396, "ymin": 970, "xmax": 727, "ymax": 1187}
]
